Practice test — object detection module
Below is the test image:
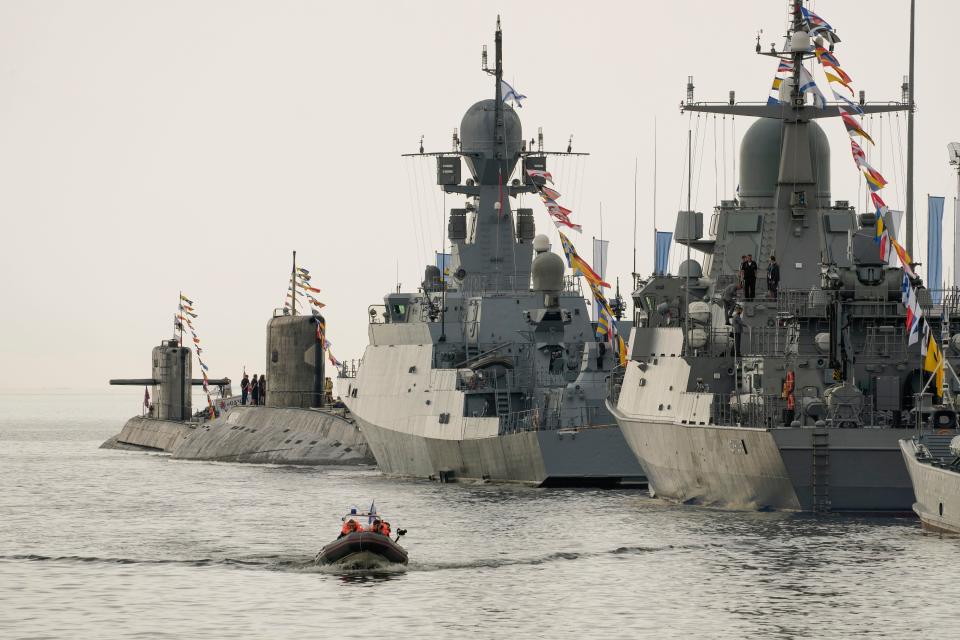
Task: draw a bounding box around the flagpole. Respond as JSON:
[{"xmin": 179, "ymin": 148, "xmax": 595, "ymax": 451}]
[
  {"xmin": 291, "ymin": 250, "xmax": 297, "ymax": 316},
  {"xmin": 440, "ymin": 190, "xmax": 447, "ymax": 343},
  {"xmin": 178, "ymin": 290, "xmax": 183, "ymax": 347},
  {"xmin": 653, "ymin": 118, "xmax": 657, "ymax": 276},
  {"xmin": 632, "ymin": 156, "xmax": 637, "ymax": 278},
  {"xmin": 685, "ymin": 128, "xmax": 692, "ymax": 345}
]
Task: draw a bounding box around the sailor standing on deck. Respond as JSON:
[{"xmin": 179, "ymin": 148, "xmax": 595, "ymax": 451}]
[
  {"xmin": 721, "ymin": 283, "xmax": 738, "ymax": 325},
  {"xmin": 732, "ymin": 306, "xmax": 744, "ymax": 358},
  {"xmin": 240, "ymin": 373, "xmax": 249, "ymax": 405},
  {"xmin": 741, "ymin": 254, "xmax": 758, "ymax": 301},
  {"xmin": 766, "ymin": 256, "xmax": 780, "ymax": 300},
  {"xmin": 250, "ymin": 375, "xmax": 259, "ymax": 406}
]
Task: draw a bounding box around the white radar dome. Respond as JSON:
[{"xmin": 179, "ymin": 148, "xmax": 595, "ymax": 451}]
[{"xmin": 533, "ymin": 234, "xmax": 551, "ymax": 253}]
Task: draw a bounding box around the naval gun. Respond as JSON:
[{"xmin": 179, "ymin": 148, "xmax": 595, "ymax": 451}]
[{"xmin": 110, "ymin": 338, "xmax": 230, "ymax": 420}]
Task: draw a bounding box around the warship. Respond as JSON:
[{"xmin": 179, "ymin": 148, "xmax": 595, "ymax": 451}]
[
  {"xmin": 901, "ymin": 433, "xmax": 960, "ymax": 533},
  {"xmin": 342, "ymin": 19, "xmax": 645, "ymax": 486},
  {"xmin": 102, "ymin": 259, "xmax": 374, "ymax": 466},
  {"xmin": 610, "ymin": 0, "xmax": 958, "ymax": 512}
]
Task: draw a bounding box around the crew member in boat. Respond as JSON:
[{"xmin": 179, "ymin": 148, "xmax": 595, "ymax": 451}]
[
  {"xmin": 370, "ymin": 518, "xmax": 391, "ymax": 537},
  {"xmin": 339, "ymin": 507, "xmax": 363, "ymax": 538}
]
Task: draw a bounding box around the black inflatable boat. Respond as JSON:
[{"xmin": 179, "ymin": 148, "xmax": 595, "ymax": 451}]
[{"xmin": 315, "ymin": 531, "xmax": 408, "ymax": 568}]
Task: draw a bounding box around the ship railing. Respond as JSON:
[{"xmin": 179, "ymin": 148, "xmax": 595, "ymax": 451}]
[
  {"xmin": 239, "ymin": 390, "xmax": 348, "ymax": 414},
  {"xmin": 607, "ymin": 366, "xmax": 626, "ymax": 405},
  {"xmin": 687, "ymin": 326, "xmax": 801, "ymax": 358},
  {"xmin": 458, "ymin": 274, "xmax": 582, "ymax": 297},
  {"xmin": 498, "ymin": 405, "xmax": 606, "ymax": 435},
  {"xmin": 535, "ymin": 369, "xmax": 571, "ymax": 388},
  {"xmin": 710, "ymin": 393, "xmax": 785, "ymax": 429},
  {"xmin": 860, "ymin": 325, "xmax": 907, "ymax": 357},
  {"xmin": 691, "ymin": 323, "xmax": 904, "ymax": 358},
  {"xmin": 338, "ymin": 359, "xmax": 360, "ymax": 379},
  {"xmin": 919, "ymin": 288, "xmax": 960, "ymax": 316},
  {"xmin": 775, "ymin": 289, "xmax": 829, "ymax": 317},
  {"xmin": 710, "ymin": 392, "xmax": 879, "ymax": 429}
]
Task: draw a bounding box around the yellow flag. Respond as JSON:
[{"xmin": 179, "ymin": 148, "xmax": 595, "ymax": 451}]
[{"xmin": 923, "ymin": 333, "xmax": 944, "ymax": 396}]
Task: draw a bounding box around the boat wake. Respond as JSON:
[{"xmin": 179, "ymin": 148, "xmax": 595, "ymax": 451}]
[{"xmin": 1, "ymin": 543, "xmax": 698, "ymax": 574}]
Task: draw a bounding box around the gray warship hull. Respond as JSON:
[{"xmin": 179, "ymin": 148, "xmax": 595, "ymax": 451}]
[
  {"xmin": 347, "ymin": 20, "xmax": 646, "ymax": 490},
  {"xmin": 900, "ymin": 438, "xmax": 960, "ymax": 533},
  {"xmin": 101, "ymin": 406, "xmax": 375, "ymax": 465},
  {"xmin": 611, "ymin": 1, "xmax": 944, "ymax": 515},
  {"xmin": 355, "ymin": 412, "xmax": 644, "ymax": 486},
  {"xmin": 614, "ymin": 406, "xmax": 920, "ymax": 512}
]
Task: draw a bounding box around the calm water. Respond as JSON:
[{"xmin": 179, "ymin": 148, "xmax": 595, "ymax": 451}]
[{"xmin": 1, "ymin": 391, "xmax": 958, "ymax": 639}]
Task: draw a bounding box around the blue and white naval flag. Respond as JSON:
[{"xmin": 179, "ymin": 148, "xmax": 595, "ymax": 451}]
[
  {"xmin": 500, "ymin": 80, "xmax": 526, "ymax": 107},
  {"xmin": 798, "ymin": 66, "xmax": 827, "ymax": 109},
  {"xmin": 368, "ymin": 500, "xmax": 377, "ymax": 525}
]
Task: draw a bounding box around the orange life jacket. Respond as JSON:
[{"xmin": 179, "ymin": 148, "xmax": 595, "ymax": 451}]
[
  {"xmin": 784, "ymin": 370, "xmax": 795, "ymax": 393},
  {"xmin": 341, "ymin": 519, "xmax": 361, "ymax": 535},
  {"xmin": 381, "ymin": 522, "xmax": 391, "ymax": 536}
]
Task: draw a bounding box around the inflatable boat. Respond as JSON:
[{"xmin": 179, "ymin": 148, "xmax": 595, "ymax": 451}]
[{"xmin": 315, "ymin": 531, "xmax": 408, "ymax": 568}]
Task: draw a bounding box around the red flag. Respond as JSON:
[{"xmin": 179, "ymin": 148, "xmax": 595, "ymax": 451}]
[
  {"xmin": 539, "ymin": 186, "xmax": 562, "ymax": 201},
  {"xmin": 841, "ymin": 112, "xmax": 874, "ymax": 144},
  {"xmin": 143, "ymin": 386, "xmax": 150, "ymax": 408}
]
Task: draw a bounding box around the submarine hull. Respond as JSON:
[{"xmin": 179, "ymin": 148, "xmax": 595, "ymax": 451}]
[{"xmin": 101, "ymin": 405, "xmax": 375, "ymax": 466}]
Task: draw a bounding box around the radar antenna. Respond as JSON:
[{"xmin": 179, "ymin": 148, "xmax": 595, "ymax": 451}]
[{"xmin": 482, "ymin": 16, "xmax": 506, "ymax": 165}]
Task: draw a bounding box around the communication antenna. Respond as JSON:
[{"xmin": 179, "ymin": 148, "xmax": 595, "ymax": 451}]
[
  {"xmin": 949, "ymin": 142, "xmax": 960, "ymax": 288},
  {"xmin": 482, "ymin": 44, "xmax": 488, "ymax": 71},
  {"xmin": 538, "ymin": 127, "xmax": 544, "ymax": 153},
  {"xmin": 566, "ymin": 135, "xmax": 573, "ymax": 153},
  {"xmin": 291, "ymin": 250, "xmax": 298, "ymax": 316},
  {"xmin": 632, "ymin": 156, "xmax": 638, "ymax": 278},
  {"xmin": 419, "ymin": 135, "xmax": 424, "ymax": 155}
]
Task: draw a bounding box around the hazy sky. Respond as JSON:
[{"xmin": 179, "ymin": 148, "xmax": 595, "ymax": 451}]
[{"xmin": 1, "ymin": 0, "xmax": 958, "ymax": 391}]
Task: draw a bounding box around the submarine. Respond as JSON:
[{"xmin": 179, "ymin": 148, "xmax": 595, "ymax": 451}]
[{"xmin": 102, "ymin": 305, "xmax": 374, "ymax": 466}]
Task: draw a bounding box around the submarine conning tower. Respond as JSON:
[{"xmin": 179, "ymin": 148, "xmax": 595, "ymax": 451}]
[
  {"xmin": 265, "ymin": 311, "xmax": 325, "ymax": 409},
  {"xmin": 150, "ymin": 340, "xmax": 191, "ymax": 419},
  {"xmin": 109, "ymin": 339, "xmax": 229, "ymax": 420}
]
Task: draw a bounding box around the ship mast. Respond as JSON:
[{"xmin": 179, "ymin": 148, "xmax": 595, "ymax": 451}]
[
  {"xmin": 905, "ymin": 0, "xmax": 916, "ymax": 255},
  {"xmin": 789, "ymin": 0, "xmax": 804, "ymax": 110},
  {"xmin": 494, "ymin": 16, "xmax": 505, "ymax": 166},
  {"xmin": 290, "ymin": 250, "xmax": 298, "ymax": 316}
]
